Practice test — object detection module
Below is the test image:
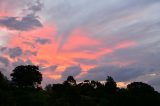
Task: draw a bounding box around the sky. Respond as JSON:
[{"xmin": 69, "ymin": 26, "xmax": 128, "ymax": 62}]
[{"xmin": 0, "ymin": 0, "xmax": 160, "ymax": 90}]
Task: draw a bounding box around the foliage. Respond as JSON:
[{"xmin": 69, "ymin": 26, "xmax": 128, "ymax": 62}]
[
  {"xmin": 0, "ymin": 65, "xmax": 160, "ymax": 106},
  {"xmin": 105, "ymin": 76, "xmax": 117, "ymax": 94},
  {"xmin": 10, "ymin": 65, "xmax": 42, "ymax": 88},
  {"xmin": 0, "ymin": 71, "xmax": 9, "ymax": 89}
]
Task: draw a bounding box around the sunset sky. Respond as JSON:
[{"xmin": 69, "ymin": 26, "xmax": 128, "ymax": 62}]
[{"xmin": 0, "ymin": 0, "xmax": 160, "ymax": 90}]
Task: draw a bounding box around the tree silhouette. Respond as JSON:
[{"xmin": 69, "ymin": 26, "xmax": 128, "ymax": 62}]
[
  {"xmin": 63, "ymin": 76, "xmax": 77, "ymax": 86},
  {"xmin": 105, "ymin": 76, "xmax": 117, "ymax": 94},
  {"xmin": 10, "ymin": 65, "xmax": 42, "ymax": 88},
  {"xmin": 0, "ymin": 65, "xmax": 160, "ymax": 106},
  {"xmin": 126, "ymin": 82, "xmax": 160, "ymax": 105},
  {"xmin": 127, "ymin": 82, "xmax": 155, "ymax": 94}
]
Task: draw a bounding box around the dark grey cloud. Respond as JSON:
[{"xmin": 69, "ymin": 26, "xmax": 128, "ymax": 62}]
[
  {"xmin": 0, "ymin": 0, "xmax": 43, "ymax": 31},
  {"xmin": 1, "ymin": 47, "xmax": 37, "ymax": 58},
  {"xmin": 12, "ymin": 59, "xmax": 33, "ymax": 67},
  {"xmin": 28, "ymin": 0, "xmax": 43, "ymax": 14},
  {"xmin": 95, "ymin": 42, "xmax": 160, "ymax": 89},
  {"xmin": 48, "ymin": 65, "xmax": 58, "ymax": 71},
  {"xmin": 35, "ymin": 38, "xmax": 51, "ymax": 44},
  {"xmin": 0, "ymin": 56, "xmax": 9, "ymax": 66},
  {"xmin": 0, "ymin": 14, "xmax": 42, "ymax": 31},
  {"xmin": 24, "ymin": 50, "xmax": 37, "ymax": 56},
  {"xmin": 44, "ymin": 0, "xmax": 160, "ymax": 49},
  {"xmin": 0, "ymin": 47, "xmax": 7, "ymax": 52},
  {"xmin": 99, "ymin": 41, "xmax": 160, "ymax": 70},
  {"xmin": 73, "ymin": 58, "xmax": 97, "ymax": 65},
  {"xmin": 79, "ymin": 65, "xmax": 147, "ymax": 82},
  {"xmin": 114, "ymin": 68, "xmax": 146, "ymax": 82},
  {"xmin": 61, "ymin": 65, "xmax": 82, "ymax": 80},
  {"xmin": 8, "ymin": 47, "xmax": 23, "ymax": 58}
]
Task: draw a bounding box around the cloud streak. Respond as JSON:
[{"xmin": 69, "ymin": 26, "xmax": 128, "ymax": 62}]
[{"xmin": 0, "ymin": 0, "xmax": 160, "ymax": 90}]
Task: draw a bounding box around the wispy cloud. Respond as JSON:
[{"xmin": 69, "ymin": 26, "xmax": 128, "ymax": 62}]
[{"xmin": 0, "ymin": 0, "xmax": 160, "ymax": 90}]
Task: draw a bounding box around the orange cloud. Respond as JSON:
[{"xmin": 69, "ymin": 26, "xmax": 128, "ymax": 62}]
[
  {"xmin": 117, "ymin": 82, "xmax": 129, "ymax": 88},
  {"xmin": 5, "ymin": 24, "xmax": 138, "ymax": 80},
  {"xmin": 42, "ymin": 71, "xmax": 61, "ymax": 80},
  {"xmin": 62, "ymin": 28, "xmax": 100, "ymax": 51}
]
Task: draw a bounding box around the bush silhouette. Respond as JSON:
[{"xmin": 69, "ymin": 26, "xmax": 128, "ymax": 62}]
[{"xmin": 127, "ymin": 82, "xmax": 155, "ymax": 94}]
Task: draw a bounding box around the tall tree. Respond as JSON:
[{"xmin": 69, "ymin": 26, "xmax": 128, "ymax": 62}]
[
  {"xmin": 105, "ymin": 76, "xmax": 117, "ymax": 93},
  {"xmin": 11, "ymin": 65, "xmax": 42, "ymax": 88}
]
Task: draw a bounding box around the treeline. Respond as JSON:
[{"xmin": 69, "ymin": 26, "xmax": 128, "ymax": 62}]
[{"xmin": 0, "ymin": 65, "xmax": 160, "ymax": 106}]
